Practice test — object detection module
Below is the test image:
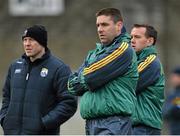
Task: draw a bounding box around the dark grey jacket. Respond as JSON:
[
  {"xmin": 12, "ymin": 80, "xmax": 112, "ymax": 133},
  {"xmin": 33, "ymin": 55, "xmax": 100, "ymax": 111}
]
[{"xmin": 0, "ymin": 50, "xmax": 77, "ymax": 135}]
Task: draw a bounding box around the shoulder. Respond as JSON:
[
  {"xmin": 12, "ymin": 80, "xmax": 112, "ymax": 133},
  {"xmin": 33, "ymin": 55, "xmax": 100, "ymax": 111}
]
[
  {"xmin": 138, "ymin": 54, "xmax": 161, "ymax": 73},
  {"xmin": 5, "ymin": 58, "xmax": 26, "ymax": 74},
  {"xmin": 108, "ymin": 41, "xmax": 133, "ymax": 57},
  {"xmin": 10, "ymin": 58, "xmax": 25, "ymax": 67},
  {"xmin": 47, "ymin": 54, "xmax": 71, "ymax": 70},
  {"xmin": 165, "ymin": 90, "xmax": 179, "ymax": 103}
]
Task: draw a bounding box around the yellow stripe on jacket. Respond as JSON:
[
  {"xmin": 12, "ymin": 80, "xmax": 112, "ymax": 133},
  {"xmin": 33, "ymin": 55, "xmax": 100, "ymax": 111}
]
[
  {"xmin": 138, "ymin": 54, "xmax": 156, "ymax": 73},
  {"xmin": 83, "ymin": 42, "xmax": 129, "ymax": 75}
]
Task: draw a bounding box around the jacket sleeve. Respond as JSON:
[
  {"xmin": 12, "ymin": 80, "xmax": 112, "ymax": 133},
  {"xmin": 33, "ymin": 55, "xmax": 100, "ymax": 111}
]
[
  {"xmin": 82, "ymin": 42, "xmax": 133, "ymax": 91},
  {"xmin": 42, "ymin": 64, "xmax": 77, "ymax": 129},
  {"xmin": 68, "ymin": 42, "xmax": 133, "ymax": 95},
  {"xmin": 0, "ymin": 65, "xmax": 11, "ymax": 126},
  {"xmin": 136, "ymin": 55, "xmax": 161, "ymax": 94},
  {"xmin": 68, "ymin": 62, "xmax": 90, "ymax": 96}
]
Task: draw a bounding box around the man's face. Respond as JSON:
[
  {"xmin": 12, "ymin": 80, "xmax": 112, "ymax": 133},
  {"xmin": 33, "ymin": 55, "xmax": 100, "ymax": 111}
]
[
  {"xmin": 96, "ymin": 15, "xmax": 122, "ymax": 45},
  {"xmin": 23, "ymin": 37, "xmax": 45, "ymax": 61},
  {"xmin": 131, "ymin": 27, "xmax": 151, "ymax": 52},
  {"xmin": 170, "ymin": 73, "xmax": 180, "ymax": 88}
]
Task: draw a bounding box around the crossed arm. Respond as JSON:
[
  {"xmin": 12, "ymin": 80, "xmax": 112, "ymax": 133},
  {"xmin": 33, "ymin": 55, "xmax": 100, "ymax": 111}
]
[{"xmin": 68, "ymin": 42, "xmax": 133, "ymax": 96}]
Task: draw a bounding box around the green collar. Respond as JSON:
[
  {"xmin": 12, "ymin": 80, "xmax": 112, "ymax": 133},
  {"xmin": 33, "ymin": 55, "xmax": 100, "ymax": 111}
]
[{"xmin": 137, "ymin": 45, "xmax": 157, "ymax": 60}]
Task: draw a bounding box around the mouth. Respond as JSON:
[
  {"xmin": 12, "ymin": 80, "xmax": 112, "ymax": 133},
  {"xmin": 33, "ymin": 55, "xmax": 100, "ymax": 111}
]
[
  {"xmin": 131, "ymin": 44, "xmax": 135, "ymax": 48},
  {"xmin": 25, "ymin": 49, "xmax": 32, "ymax": 52},
  {"xmin": 99, "ymin": 35, "xmax": 106, "ymax": 39}
]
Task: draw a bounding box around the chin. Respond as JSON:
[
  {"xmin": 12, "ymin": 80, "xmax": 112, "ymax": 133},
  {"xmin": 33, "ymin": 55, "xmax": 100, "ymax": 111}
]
[
  {"xmin": 101, "ymin": 40, "xmax": 108, "ymax": 44},
  {"xmin": 26, "ymin": 53, "xmax": 32, "ymax": 57}
]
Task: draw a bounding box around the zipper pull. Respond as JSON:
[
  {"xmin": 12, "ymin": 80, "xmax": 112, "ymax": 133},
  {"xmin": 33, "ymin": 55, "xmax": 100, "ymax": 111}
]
[{"xmin": 26, "ymin": 73, "xmax": 29, "ymax": 80}]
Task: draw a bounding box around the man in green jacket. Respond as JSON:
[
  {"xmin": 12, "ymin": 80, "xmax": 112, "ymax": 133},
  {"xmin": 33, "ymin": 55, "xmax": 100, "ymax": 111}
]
[
  {"xmin": 131, "ymin": 24, "xmax": 165, "ymax": 135},
  {"xmin": 68, "ymin": 8, "xmax": 138, "ymax": 135}
]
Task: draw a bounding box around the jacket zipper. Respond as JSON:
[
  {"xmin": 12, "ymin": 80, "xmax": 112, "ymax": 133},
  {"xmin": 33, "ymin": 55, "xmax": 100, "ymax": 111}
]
[
  {"xmin": 26, "ymin": 73, "xmax": 29, "ymax": 80},
  {"xmin": 19, "ymin": 64, "xmax": 31, "ymax": 134}
]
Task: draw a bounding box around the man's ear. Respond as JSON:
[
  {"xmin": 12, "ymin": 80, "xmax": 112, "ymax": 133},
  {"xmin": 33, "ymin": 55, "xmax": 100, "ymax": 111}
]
[
  {"xmin": 116, "ymin": 21, "xmax": 123, "ymax": 32},
  {"xmin": 147, "ymin": 37, "xmax": 154, "ymax": 45}
]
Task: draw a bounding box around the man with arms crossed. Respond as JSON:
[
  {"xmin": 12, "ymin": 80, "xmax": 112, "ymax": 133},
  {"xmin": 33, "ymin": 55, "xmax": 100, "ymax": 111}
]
[
  {"xmin": 68, "ymin": 8, "xmax": 138, "ymax": 135},
  {"xmin": 131, "ymin": 24, "xmax": 165, "ymax": 135}
]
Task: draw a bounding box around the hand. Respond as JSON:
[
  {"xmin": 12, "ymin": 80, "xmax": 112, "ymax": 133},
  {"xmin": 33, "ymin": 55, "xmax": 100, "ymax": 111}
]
[{"xmin": 68, "ymin": 72, "xmax": 88, "ymax": 96}]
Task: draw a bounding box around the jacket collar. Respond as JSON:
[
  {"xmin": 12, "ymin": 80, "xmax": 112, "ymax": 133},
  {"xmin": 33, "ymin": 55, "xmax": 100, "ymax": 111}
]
[
  {"xmin": 96, "ymin": 32, "xmax": 131, "ymax": 49},
  {"xmin": 175, "ymin": 86, "xmax": 180, "ymax": 90},
  {"xmin": 22, "ymin": 48, "xmax": 51, "ymax": 65},
  {"xmin": 97, "ymin": 26, "xmax": 130, "ymax": 47},
  {"xmin": 136, "ymin": 45, "xmax": 157, "ymax": 60}
]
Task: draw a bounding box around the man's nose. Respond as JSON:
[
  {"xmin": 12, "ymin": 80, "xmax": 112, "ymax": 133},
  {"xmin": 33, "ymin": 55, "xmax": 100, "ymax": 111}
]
[
  {"xmin": 131, "ymin": 37, "xmax": 135, "ymax": 43},
  {"xmin": 24, "ymin": 41, "xmax": 31, "ymax": 46},
  {"xmin": 98, "ymin": 26, "xmax": 103, "ymax": 33}
]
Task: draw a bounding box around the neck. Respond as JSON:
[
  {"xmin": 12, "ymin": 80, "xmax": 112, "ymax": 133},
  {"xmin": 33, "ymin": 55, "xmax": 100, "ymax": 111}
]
[
  {"xmin": 102, "ymin": 33, "xmax": 122, "ymax": 46},
  {"xmin": 30, "ymin": 48, "xmax": 45, "ymax": 62}
]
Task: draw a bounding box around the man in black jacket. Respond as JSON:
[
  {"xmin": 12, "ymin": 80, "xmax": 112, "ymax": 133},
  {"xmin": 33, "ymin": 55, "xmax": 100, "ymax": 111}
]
[{"xmin": 0, "ymin": 25, "xmax": 77, "ymax": 135}]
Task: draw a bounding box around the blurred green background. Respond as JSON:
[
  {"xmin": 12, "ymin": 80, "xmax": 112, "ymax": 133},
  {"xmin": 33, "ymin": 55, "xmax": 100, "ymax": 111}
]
[{"xmin": 0, "ymin": 0, "xmax": 180, "ymax": 135}]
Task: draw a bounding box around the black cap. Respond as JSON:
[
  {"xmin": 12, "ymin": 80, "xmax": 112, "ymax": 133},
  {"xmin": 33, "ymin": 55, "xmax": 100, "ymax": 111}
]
[{"xmin": 22, "ymin": 25, "xmax": 47, "ymax": 48}]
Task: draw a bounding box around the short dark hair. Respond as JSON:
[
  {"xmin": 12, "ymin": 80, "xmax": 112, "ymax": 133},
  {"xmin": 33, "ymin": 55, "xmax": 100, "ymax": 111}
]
[
  {"xmin": 172, "ymin": 66, "xmax": 180, "ymax": 75},
  {"xmin": 133, "ymin": 24, "xmax": 157, "ymax": 45},
  {"xmin": 96, "ymin": 8, "xmax": 123, "ymax": 23}
]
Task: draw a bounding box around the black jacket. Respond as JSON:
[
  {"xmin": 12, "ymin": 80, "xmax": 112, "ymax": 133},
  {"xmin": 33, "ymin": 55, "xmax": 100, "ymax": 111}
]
[{"xmin": 0, "ymin": 50, "xmax": 77, "ymax": 135}]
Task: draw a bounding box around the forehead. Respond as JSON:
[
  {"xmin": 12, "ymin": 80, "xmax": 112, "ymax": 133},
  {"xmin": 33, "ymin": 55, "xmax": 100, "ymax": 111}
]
[
  {"xmin": 96, "ymin": 15, "xmax": 113, "ymax": 23},
  {"xmin": 23, "ymin": 37, "xmax": 34, "ymax": 40},
  {"xmin": 23, "ymin": 37, "xmax": 37, "ymax": 43},
  {"xmin": 131, "ymin": 27, "xmax": 146, "ymax": 35}
]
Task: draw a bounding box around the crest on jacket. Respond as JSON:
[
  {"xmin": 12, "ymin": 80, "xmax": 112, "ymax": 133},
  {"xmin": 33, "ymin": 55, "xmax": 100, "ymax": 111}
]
[{"xmin": 40, "ymin": 68, "xmax": 48, "ymax": 77}]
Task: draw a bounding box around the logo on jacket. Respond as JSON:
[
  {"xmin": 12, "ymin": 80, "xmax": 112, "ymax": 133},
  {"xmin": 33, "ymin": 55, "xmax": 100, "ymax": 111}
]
[
  {"xmin": 40, "ymin": 68, "xmax": 48, "ymax": 77},
  {"xmin": 15, "ymin": 69, "xmax": 21, "ymax": 74}
]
